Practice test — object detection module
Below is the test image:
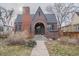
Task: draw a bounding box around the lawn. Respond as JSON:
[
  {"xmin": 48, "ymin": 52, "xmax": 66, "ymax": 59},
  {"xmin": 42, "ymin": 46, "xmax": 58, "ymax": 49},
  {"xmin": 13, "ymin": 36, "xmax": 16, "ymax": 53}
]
[
  {"xmin": 46, "ymin": 41, "xmax": 79, "ymax": 56},
  {"xmin": 0, "ymin": 45, "xmax": 32, "ymax": 56}
]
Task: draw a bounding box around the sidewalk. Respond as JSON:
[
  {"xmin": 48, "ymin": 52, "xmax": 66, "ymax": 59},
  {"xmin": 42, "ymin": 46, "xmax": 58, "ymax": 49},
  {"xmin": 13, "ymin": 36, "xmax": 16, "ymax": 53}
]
[{"xmin": 31, "ymin": 35, "xmax": 49, "ymax": 56}]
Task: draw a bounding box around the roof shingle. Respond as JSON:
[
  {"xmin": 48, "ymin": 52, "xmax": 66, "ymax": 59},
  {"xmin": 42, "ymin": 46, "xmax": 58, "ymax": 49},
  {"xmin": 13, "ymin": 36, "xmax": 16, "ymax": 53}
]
[{"xmin": 15, "ymin": 14, "xmax": 57, "ymax": 23}]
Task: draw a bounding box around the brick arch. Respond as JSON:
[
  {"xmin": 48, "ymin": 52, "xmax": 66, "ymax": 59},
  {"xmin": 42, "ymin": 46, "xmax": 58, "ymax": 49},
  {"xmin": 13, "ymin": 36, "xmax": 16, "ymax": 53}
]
[
  {"xmin": 31, "ymin": 20, "xmax": 47, "ymax": 35},
  {"xmin": 34, "ymin": 22, "xmax": 45, "ymax": 34}
]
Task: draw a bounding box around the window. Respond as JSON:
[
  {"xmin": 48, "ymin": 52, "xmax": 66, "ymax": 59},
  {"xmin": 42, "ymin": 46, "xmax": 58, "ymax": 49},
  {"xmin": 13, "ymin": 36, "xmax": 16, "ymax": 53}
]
[
  {"xmin": 15, "ymin": 22, "xmax": 22, "ymax": 31},
  {"xmin": 0, "ymin": 26, "xmax": 3, "ymax": 31},
  {"xmin": 47, "ymin": 24, "xmax": 54, "ymax": 32},
  {"xmin": 52, "ymin": 25, "xmax": 54, "ymax": 30},
  {"xmin": 76, "ymin": 25, "xmax": 79, "ymax": 31},
  {"xmin": 38, "ymin": 12, "xmax": 40, "ymax": 16},
  {"xmin": 78, "ymin": 26, "xmax": 79, "ymax": 30},
  {"xmin": 15, "ymin": 25, "xmax": 21, "ymax": 31}
]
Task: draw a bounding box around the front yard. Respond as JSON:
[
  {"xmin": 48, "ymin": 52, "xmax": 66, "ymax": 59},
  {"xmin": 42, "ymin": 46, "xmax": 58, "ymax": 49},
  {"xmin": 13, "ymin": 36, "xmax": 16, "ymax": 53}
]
[
  {"xmin": 0, "ymin": 32, "xmax": 34, "ymax": 56},
  {"xmin": 46, "ymin": 40, "xmax": 79, "ymax": 56},
  {"xmin": 0, "ymin": 45, "xmax": 32, "ymax": 56}
]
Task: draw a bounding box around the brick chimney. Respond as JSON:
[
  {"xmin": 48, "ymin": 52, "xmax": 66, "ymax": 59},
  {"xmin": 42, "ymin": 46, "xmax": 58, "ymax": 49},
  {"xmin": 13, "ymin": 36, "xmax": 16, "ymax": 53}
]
[
  {"xmin": 23, "ymin": 7, "xmax": 30, "ymax": 15},
  {"xmin": 22, "ymin": 7, "xmax": 31, "ymax": 34}
]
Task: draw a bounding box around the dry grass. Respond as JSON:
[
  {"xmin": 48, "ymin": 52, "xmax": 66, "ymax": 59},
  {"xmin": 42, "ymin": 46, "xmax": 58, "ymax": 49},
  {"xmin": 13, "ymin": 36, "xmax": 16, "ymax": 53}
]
[
  {"xmin": 58, "ymin": 36, "xmax": 79, "ymax": 45},
  {"xmin": 46, "ymin": 40, "xmax": 79, "ymax": 56},
  {"xmin": 0, "ymin": 45, "xmax": 32, "ymax": 56},
  {"xmin": 8, "ymin": 32, "xmax": 29, "ymax": 40}
]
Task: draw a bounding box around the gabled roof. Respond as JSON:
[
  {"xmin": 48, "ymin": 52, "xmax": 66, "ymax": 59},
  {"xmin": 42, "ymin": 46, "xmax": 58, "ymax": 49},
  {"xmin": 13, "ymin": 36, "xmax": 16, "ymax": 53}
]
[
  {"xmin": 15, "ymin": 14, "xmax": 23, "ymax": 22},
  {"xmin": 15, "ymin": 7, "xmax": 57, "ymax": 23},
  {"xmin": 32, "ymin": 7, "xmax": 47, "ymax": 21},
  {"xmin": 71, "ymin": 12, "xmax": 79, "ymax": 25},
  {"xmin": 45, "ymin": 14, "xmax": 57, "ymax": 23},
  {"xmin": 31, "ymin": 14, "xmax": 57, "ymax": 23}
]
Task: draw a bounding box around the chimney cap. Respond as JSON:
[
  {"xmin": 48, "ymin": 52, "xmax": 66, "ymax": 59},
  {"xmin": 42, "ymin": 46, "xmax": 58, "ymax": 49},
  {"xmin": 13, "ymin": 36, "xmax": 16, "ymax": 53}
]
[
  {"xmin": 23, "ymin": 6, "xmax": 29, "ymax": 9},
  {"xmin": 23, "ymin": 6, "xmax": 30, "ymax": 14}
]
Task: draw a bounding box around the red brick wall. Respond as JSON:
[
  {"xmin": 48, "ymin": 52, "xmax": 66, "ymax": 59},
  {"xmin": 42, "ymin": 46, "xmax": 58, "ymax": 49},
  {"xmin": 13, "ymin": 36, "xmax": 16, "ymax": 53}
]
[{"xmin": 22, "ymin": 7, "xmax": 32, "ymax": 34}]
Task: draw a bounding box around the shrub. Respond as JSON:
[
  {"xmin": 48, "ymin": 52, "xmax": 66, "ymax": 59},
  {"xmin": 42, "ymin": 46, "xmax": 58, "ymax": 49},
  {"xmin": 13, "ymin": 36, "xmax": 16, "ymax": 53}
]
[
  {"xmin": 58, "ymin": 36, "xmax": 79, "ymax": 45},
  {"xmin": 27, "ymin": 40, "xmax": 37, "ymax": 47},
  {"xmin": 26, "ymin": 34, "xmax": 34, "ymax": 39},
  {"xmin": 4, "ymin": 38, "xmax": 27, "ymax": 45},
  {"xmin": 8, "ymin": 32, "xmax": 28, "ymax": 40},
  {"xmin": 0, "ymin": 35, "xmax": 8, "ymax": 39},
  {"xmin": 67, "ymin": 39, "xmax": 79, "ymax": 45},
  {"xmin": 2, "ymin": 32, "xmax": 35, "ymax": 46},
  {"xmin": 0, "ymin": 33, "xmax": 9, "ymax": 39},
  {"xmin": 8, "ymin": 32, "xmax": 34, "ymax": 40},
  {"xmin": 3, "ymin": 32, "xmax": 31, "ymax": 45}
]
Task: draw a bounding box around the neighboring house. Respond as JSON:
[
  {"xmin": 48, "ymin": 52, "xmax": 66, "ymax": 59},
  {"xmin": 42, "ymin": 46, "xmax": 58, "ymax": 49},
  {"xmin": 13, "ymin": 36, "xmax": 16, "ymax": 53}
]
[
  {"xmin": 61, "ymin": 12, "xmax": 79, "ymax": 32},
  {"xmin": 61, "ymin": 12, "xmax": 79, "ymax": 38},
  {"xmin": 15, "ymin": 7, "xmax": 59, "ymax": 39}
]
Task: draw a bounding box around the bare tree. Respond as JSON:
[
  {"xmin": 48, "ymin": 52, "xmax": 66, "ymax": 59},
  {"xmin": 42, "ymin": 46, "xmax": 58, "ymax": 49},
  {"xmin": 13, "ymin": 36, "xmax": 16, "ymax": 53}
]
[
  {"xmin": 0, "ymin": 6, "xmax": 14, "ymax": 32},
  {"xmin": 46, "ymin": 3, "xmax": 79, "ymax": 30}
]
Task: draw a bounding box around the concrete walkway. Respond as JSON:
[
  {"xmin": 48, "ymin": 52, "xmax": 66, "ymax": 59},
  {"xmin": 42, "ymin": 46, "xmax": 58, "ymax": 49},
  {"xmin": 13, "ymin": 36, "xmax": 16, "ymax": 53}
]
[{"xmin": 31, "ymin": 35, "xmax": 49, "ymax": 56}]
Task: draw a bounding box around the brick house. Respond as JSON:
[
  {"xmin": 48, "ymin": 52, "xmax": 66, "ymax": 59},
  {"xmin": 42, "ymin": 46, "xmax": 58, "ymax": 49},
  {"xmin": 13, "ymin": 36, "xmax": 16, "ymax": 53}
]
[{"xmin": 15, "ymin": 7, "xmax": 58, "ymax": 39}]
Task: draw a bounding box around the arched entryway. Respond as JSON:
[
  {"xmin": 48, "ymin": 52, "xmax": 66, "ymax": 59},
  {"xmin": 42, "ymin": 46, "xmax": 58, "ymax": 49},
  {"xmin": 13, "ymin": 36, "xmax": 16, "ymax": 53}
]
[{"xmin": 35, "ymin": 23, "xmax": 45, "ymax": 35}]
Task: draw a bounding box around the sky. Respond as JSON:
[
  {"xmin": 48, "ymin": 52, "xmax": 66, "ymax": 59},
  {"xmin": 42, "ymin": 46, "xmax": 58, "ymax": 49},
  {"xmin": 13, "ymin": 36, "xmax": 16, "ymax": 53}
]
[
  {"xmin": 0, "ymin": 3, "xmax": 79, "ymax": 27},
  {"xmin": 0, "ymin": 3, "xmax": 54, "ymax": 21},
  {"xmin": 0, "ymin": 3, "xmax": 79, "ymax": 18},
  {"xmin": 0, "ymin": 3, "xmax": 54, "ymax": 14},
  {"xmin": 0, "ymin": 3, "xmax": 54, "ymax": 26}
]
